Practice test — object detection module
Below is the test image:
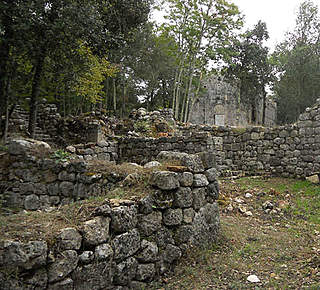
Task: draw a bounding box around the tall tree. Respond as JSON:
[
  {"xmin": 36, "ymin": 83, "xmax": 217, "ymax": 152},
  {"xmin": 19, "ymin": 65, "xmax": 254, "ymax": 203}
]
[
  {"xmin": 224, "ymin": 21, "xmax": 273, "ymax": 124},
  {"xmin": 272, "ymin": 0, "xmax": 320, "ymax": 124},
  {"xmin": 0, "ymin": 0, "xmax": 152, "ymax": 138},
  {"xmin": 160, "ymin": 0, "xmax": 242, "ymax": 121}
]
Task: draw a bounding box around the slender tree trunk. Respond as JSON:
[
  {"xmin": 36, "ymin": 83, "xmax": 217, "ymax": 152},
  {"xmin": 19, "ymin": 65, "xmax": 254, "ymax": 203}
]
[
  {"xmin": 29, "ymin": 50, "xmax": 46, "ymax": 139},
  {"xmin": 3, "ymin": 78, "xmax": 10, "ymax": 143},
  {"xmin": 262, "ymin": 91, "xmax": 266, "ymax": 125},
  {"xmin": 113, "ymin": 78, "xmax": 117, "ymax": 113}
]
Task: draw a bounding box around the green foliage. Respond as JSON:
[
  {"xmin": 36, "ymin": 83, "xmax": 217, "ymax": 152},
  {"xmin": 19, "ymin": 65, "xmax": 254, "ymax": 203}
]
[
  {"xmin": 51, "ymin": 149, "xmax": 71, "ymax": 163},
  {"xmin": 224, "ymin": 21, "xmax": 274, "ymax": 123},
  {"xmin": 272, "ymin": 0, "xmax": 320, "ymax": 124}
]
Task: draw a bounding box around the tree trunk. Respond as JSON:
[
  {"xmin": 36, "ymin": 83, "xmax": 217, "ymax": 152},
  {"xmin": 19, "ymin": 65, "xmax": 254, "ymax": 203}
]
[
  {"xmin": 262, "ymin": 91, "xmax": 266, "ymax": 126},
  {"xmin": 3, "ymin": 78, "xmax": 10, "ymax": 143},
  {"xmin": 113, "ymin": 78, "xmax": 117, "ymax": 113},
  {"xmin": 29, "ymin": 50, "xmax": 46, "ymax": 139}
]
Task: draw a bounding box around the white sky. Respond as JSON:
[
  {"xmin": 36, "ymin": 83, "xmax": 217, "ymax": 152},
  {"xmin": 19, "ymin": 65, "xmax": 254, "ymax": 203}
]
[
  {"xmin": 152, "ymin": 0, "xmax": 320, "ymax": 51},
  {"xmin": 236, "ymin": 0, "xmax": 320, "ymax": 50}
]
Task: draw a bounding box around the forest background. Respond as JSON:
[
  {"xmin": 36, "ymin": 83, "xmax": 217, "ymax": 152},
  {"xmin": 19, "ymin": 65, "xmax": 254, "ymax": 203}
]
[{"xmin": 0, "ymin": 0, "xmax": 320, "ymax": 141}]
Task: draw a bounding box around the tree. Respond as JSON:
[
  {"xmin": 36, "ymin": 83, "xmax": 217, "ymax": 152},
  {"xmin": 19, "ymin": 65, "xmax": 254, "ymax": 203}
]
[
  {"xmin": 224, "ymin": 21, "xmax": 273, "ymax": 124},
  {"xmin": 160, "ymin": 0, "xmax": 242, "ymax": 121},
  {"xmin": 272, "ymin": 0, "xmax": 320, "ymax": 124},
  {"xmin": 0, "ymin": 0, "xmax": 152, "ymax": 139}
]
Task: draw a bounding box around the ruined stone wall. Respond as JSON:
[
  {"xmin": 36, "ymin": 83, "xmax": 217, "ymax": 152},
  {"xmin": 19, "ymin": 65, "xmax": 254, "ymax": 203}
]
[
  {"xmin": 188, "ymin": 76, "xmax": 277, "ymax": 127},
  {"xmin": 177, "ymin": 98, "xmax": 320, "ymax": 178},
  {"xmin": 117, "ymin": 132, "xmax": 214, "ymax": 164},
  {"xmin": 0, "ymin": 152, "xmax": 220, "ymax": 289}
]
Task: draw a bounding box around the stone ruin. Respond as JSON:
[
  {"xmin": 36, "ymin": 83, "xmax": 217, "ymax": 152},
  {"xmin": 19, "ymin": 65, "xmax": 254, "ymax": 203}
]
[
  {"xmin": 189, "ymin": 76, "xmax": 277, "ymax": 127},
  {"xmin": 0, "ymin": 148, "xmax": 220, "ymax": 289}
]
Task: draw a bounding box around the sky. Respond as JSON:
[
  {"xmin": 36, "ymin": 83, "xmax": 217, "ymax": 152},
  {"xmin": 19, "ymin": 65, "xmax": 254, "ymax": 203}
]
[
  {"xmin": 152, "ymin": 0, "xmax": 320, "ymax": 51},
  {"xmin": 235, "ymin": 0, "xmax": 320, "ymax": 50}
]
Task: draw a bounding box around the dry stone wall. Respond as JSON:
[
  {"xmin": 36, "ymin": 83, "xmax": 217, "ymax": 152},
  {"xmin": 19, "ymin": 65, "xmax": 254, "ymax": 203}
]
[
  {"xmin": 0, "ymin": 152, "xmax": 220, "ymax": 289},
  {"xmin": 177, "ymin": 98, "xmax": 320, "ymax": 178},
  {"xmin": 117, "ymin": 132, "xmax": 214, "ymax": 164}
]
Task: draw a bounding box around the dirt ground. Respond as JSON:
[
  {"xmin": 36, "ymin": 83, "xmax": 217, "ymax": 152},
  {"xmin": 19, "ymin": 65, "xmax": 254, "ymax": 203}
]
[{"xmin": 158, "ymin": 176, "xmax": 320, "ymax": 289}]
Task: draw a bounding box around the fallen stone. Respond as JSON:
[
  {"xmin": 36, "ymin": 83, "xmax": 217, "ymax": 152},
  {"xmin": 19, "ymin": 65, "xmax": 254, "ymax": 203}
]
[
  {"xmin": 306, "ymin": 174, "xmax": 320, "ymax": 184},
  {"xmin": 247, "ymin": 274, "xmax": 260, "ymax": 283}
]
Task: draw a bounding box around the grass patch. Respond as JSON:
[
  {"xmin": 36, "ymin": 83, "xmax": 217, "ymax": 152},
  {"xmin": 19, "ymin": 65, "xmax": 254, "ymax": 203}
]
[{"xmin": 164, "ymin": 177, "xmax": 320, "ymax": 289}]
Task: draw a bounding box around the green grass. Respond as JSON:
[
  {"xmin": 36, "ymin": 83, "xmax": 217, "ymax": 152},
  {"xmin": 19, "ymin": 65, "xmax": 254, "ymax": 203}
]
[{"xmin": 164, "ymin": 177, "xmax": 320, "ymax": 289}]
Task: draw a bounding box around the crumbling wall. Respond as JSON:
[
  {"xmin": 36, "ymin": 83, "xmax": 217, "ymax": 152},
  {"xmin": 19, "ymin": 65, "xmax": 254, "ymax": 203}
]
[{"xmin": 0, "ymin": 152, "xmax": 220, "ymax": 289}]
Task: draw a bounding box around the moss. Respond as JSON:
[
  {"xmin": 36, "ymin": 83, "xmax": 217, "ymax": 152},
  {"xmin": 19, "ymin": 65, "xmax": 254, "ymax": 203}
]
[{"xmin": 231, "ymin": 127, "xmax": 246, "ymax": 134}]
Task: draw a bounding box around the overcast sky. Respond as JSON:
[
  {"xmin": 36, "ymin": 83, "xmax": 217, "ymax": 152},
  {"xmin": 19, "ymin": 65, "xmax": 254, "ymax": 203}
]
[
  {"xmin": 152, "ymin": 0, "xmax": 320, "ymax": 51},
  {"xmin": 236, "ymin": 0, "xmax": 320, "ymax": 50}
]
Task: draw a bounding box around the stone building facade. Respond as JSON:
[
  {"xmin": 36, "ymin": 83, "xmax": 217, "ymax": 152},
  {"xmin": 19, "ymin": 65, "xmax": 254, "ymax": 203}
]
[{"xmin": 189, "ymin": 76, "xmax": 277, "ymax": 127}]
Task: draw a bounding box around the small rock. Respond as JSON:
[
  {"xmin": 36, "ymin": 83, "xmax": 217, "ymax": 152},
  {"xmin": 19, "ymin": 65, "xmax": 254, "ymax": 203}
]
[
  {"xmin": 245, "ymin": 211, "xmax": 253, "ymax": 217},
  {"xmin": 235, "ymin": 197, "xmax": 244, "ymax": 204},
  {"xmin": 144, "ymin": 161, "xmax": 161, "ymax": 169},
  {"xmin": 245, "ymin": 193, "xmax": 253, "ymax": 198},
  {"xmin": 262, "ymin": 201, "xmax": 274, "ymax": 210},
  {"xmin": 306, "ymin": 174, "xmax": 320, "ymax": 184},
  {"xmin": 247, "ymin": 274, "xmax": 260, "ymax": 283}
]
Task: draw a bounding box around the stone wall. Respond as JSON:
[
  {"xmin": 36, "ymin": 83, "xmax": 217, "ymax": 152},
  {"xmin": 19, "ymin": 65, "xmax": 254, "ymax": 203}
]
[
  {"xmin": 0, "ymin": 152, "xmax": 220, "ymax": 289},
  {"xmin": 177, "ymin": 98, "xmax": 320, "ymax": 178},
  {"xmin": 1, "ymin": 140, "xmax": 120, "ymax": 211},
  {"xmin": 117, "ymin": 132, "xmax": 214, "ymax": 164},
  {"xmin": 188, "ymin": 76, "xmax": 277, "ymax": 127}
]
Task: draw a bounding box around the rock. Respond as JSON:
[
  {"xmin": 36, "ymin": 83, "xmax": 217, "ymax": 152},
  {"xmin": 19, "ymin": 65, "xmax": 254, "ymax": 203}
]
[
  {"xmin": 247, "ymin": 274, "xmax": 260, "ymax": 283},
  {"xmin": 95, "ymin": 243, "xmax": 113, "ymax": 261},
  {"xmin": 153, "ymin": 227, "xmax": 175, "ymax": 248},
  {"xmin": 135, "ymin": 263, "xmax": 156, "ymax": 282},
  {"xmin": 244, "ymin": 211, "xmax": 253, "ymax": 217},
  {"xmin": 112, "ymin": 229, "xmax": 141, "ymax": 261},
  {"xmin": 183, "ymin": 208, "xmax": 195, "ymax": 224},
  {"xmin": 173, "ymin": 187, "xmax": 193, "ymax": 208},
  {"xmin": 65, "ymin": 146, "xmax": 76, "ymax": 154},
  {"xmin": 235, "ymin": 197, "xmax": 244, "ymax": 204},
  {"xmin": 262, "ymin": 201, "xmax": 274, "ymax": 210},
  {"xmin": 138, "ymin": 195, "xmax": 156, "ymax": 214},
  {"xmin": 0, "ymin": 240, "xmax": 47, "ymax": 270},
  {"xmin": 56, "ymin": 228, "xmax": 82, "ymax": 250},
  {"xmin": 163, "ymin": 208, "xmax": 183, "ymax": 226},
  {"xmin": 113, "ymin": 257, "xmax": 138, "ymax": 286},
  {"xmin": 8, "ymin": 139, "xmax": 51, "ymax": 156},
  {"xmin": 193, "ymin": 174, "xmax": 209, "ymax": 187},
  {"xmin": 94, "ymin": 204, "xmax": 112, "ymax": 216},
  {"xmin": 306, "ymin": 174, "xmax": 320, "ymax": 184},
  {"xmin": 48, "ymin": 250, "xmax": 78, "ymax": 283},
  {"xmin": 24, "ymin": 267, "xmax": 48, "ymax": 288},
  {"xmin": 48, "ymin": 278, "xmax": 74, "ymax": 290},
  {"xmin": 157, "ymin": 151, "xmax": 204, "ymax": 173},
  {"xmin": 245, "ymin": 193, "xmax": 253, "ymax": 198},
  {"xmin": 196, "ymin": 152, "xmax": 216, "ymax": 169},
  {"xmin": 204, "ymin": 168, "xmax": 219, "ymax": 182},
  {"xmin": 135, "ymin": 240, "xmax": 158, "ymax": 263},
  {"xmin": 82, "ymin": 216, "xmax": 110, "ymax": 246},
  {"xmin": 150, "ymin": 171, "xmax": 179, "ymax": 190},
  {"xmin": 191, "ymin": 203, "xmax": 220, "ymax": 246},
  {"xmin": 72, "ymin": 262, "xmax": 112, "ymax": 290},
  {"xmin": 178, "ymin": 172, "xmax": 194, "ymax": 187},
  {"xmin": 111, "ymin": 205, "xmax": 138, "ymax": 233},
  {"xmin": 24, "ymin": 194, "xmax": 40, "ymax": 210},
  {"xmin": 207, "ymin": 182, "xmax": 219, "ymax": 200},
  {"xmin": 163, "ymin": 244, "xmax": 182, "ymax": 263},
  {"xmin": 138, "ymin": 211, "xmax": 162, "ymax": 236},
  {"xmin": 193, "ymin": 188, "xmax": 206, "ymax": 210},
  {"xmin": 59, "ymin": 181, "xmax": 74, "ymax": 197},
  {"xmin": 144, "ymin": 161, "xmax": 161, "ymax": 169},
  {"xmin": 79, "ymin": 251, "xmax": 94, "ymax": 264},
  {"xmin": 174, "ymin": 225, "xmax": 194, "ymax": 245}
]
